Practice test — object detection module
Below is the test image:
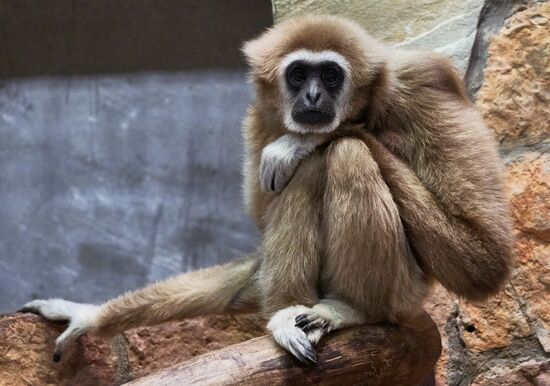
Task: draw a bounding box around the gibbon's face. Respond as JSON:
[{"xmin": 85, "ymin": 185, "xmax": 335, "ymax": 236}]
[{"xmin": 278, "ymin": 50, "xmax": 352, "ymax": 134}]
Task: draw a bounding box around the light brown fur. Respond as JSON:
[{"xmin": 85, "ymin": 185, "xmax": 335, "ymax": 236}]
[{"xmin": 23, "ymin": 15, "xmax": 512, "ymax": 362}]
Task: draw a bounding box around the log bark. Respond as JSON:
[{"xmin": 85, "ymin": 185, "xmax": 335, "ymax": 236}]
[{"xmin": 125, "ymin": 312, "xmax": 441, "ymax": 386}]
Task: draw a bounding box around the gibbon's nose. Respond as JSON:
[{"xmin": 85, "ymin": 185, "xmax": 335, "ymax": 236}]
[{"xmin": 305, "ymin": 83, "xmax": 321, "ymax": 105}]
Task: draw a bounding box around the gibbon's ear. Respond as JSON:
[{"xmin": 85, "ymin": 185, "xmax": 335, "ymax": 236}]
[{"xmin": 242, "ymin": 29, "xmax": 280, "ymax": 83}]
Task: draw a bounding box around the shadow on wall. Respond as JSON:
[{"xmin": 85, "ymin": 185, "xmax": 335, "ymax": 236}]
[
  {"xmin": 0, "ymin": 0, "xmax": 273, "ymax": 78},
  {"xmin": 0, "ymin": 1, "xmax": 272, "ymax": 313}
]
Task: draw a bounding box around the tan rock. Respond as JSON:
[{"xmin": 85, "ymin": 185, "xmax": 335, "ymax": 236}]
[
  {"xmin": 0, "ymin": 313, "xmax": 264, "ymax": 386},
  {"xmin": 506, "ymin": 153, "xmax": 550, "ymax": 242},
  {"xmin": 505, "ymin": 152, "xmax": 550, "ymax": 352},
  {"xmin": 458, "ymin": 286, "xmax": 532, "ymax": 352},
  {"xmin": 125, "ymin": 314, "xmax": 265, "ymax": 380},
  {"xmin": 0, "ymin": 313, "xmax": 116, "ymax": 386},
  {"xmin": 478, "ymin": 2, "xmax": 550, "ymax": 149}
]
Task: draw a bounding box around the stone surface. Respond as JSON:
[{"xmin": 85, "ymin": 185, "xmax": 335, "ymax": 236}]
[
  {"xmin": 458, "ymin": 286, "xmax": 532, "ymax": 352},
  {"xmin": 465, "ymin": 0, "xmax": 535, "ymax": 98},
  {"xmin": 0, "ymin": 312, "xmax": 265, "ymax": 386},
  {"xmin": 423, "ymin": 284, "xmax": 457, "ymax": 386},
  {"xmin": 477, "ymin": 2, "xmax": 550, "ymax": 150},
  {"xmin": 506, "ymin": 152, "xmax": 550, "ymax": 339},
  {"xmin": 471, "ymin": 359, "xmax": 550, "ymax": 386},
  {"xmin": 272, "ymin": 0, "xmax": 484, "ymax": 74}
]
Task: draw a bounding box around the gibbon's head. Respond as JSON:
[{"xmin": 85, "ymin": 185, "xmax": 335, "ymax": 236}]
[{"xmin": 243, "ymin": 15, "xmax": 385, "ymax": 134}]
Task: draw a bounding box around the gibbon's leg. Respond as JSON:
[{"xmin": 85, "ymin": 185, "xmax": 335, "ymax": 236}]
[
  {"xmin": 21, "ymin": 257, "xmax": 259, "ymax": 362},
  {"xmin": 267, "ymin": 138, "xmax": 427, "ymax": 363},
  {"xmin": 261, "ymin": 151, "xmax": 327, "ymax": 364},
  {"xmin": 292, "ymin": 137, "xmax": 427, "ymax": 345}
]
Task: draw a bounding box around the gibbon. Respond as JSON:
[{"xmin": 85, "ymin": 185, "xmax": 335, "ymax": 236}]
[{"xmin": 21, "ymin": 15, "xmax": 512, "ymax": 366}]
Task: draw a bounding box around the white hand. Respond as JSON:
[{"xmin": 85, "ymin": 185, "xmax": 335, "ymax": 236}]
[
  {"xmin": 20, "ymin": 298, "xmax": 101, "ymax": 362},
  {"xmin": 260, "ymin": 134, "xmax": 323, "ymax": 192}
]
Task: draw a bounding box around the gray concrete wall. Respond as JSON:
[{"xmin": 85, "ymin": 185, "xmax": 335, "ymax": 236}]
[{"xmin": 0, "ymin": 0, "xmax": 273, "ymax": 312}]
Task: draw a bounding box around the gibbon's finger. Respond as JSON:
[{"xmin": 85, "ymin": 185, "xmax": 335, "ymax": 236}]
[
  {"xmin": 273, "ymin": 168, "xmax": 293, "ymax": 193},
  {"xmin": 274, "ymin": 324, "xmax": 317, "ymax": 365},
  {"xmin": 270, "ymin": 323, "xmax": 317, "ymax": 365},
  {"xmin": 288, "ymin": 333, "xmax": 317, "ymax": 365},
  {"xmin": 52, "ymin": 322, "xmax": 88, "ymax": 362},
  {"xmin": 267, "ymin": 306, "xmax": 318, "ymax": 365},
  {"xmin": 295, "ymin": 312, "xmax": 327, "ymax": 331}
]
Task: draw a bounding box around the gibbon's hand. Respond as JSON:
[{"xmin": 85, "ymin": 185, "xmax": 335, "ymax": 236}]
[
  {"xmin": 260, "ymin": 134, "xmax": 323, "ymax": 193},
  {"xmin": 19, "ymin": 298, "xmax": 101, "ymax": 362}
]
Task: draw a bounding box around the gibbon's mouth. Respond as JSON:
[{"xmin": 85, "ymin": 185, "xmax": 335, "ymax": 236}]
[{"xmin": 292, "ymin": 108, "xmax": 335, "ymax": 126}]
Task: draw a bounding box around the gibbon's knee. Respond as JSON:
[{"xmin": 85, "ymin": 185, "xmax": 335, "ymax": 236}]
[{"xmin": 325, "ymin": 137, "xmax": 382, "ymax": 190}]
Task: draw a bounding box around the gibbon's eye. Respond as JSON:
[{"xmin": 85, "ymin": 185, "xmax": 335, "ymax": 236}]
[
  {"xmin": 321, "ymin": 68, "xmax": 340, "ymax": 86},
  {"xmin": 289, "ymin": 67, "xmax": 307, "ymax": 86}
]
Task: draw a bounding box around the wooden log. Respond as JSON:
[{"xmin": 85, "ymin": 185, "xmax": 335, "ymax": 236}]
[{"xmin": 125, "ymin": 312, "xmax": 441, "ymax": 386}]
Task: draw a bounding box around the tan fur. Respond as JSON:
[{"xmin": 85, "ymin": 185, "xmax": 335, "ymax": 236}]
[
  {"xmin": 323, "ymin": 137, "xmax": 426, "ymax": 323},
  {"xmin": 241, "ymin": 14, "xmax": 512, "ymax": 309},
  {"xmin": 26, "ymin": 15, "xmax": 512, "ymax": 357}
]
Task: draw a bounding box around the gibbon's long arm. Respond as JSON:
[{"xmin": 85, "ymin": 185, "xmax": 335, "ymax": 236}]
[{"xmin": 361, "ymin": 132, "xmax": 512, "ymax": 300}]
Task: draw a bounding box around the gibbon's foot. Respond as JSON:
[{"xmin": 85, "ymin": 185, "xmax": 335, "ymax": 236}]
[
  {"xmin": 267, "ymin": 305, "xmax": 320, "ymax": 365},
  {"xmin": 19, "ymin": 299, "xmax": 100, "ymax": 362}
]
